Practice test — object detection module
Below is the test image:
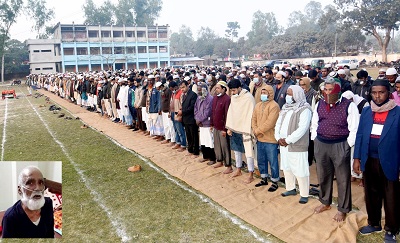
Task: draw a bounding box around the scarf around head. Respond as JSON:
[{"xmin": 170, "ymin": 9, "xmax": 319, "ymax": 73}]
[
  {"xmin": 323, "ymin": 82, "xmax": 341, "ymax": 111},
  {"xmin": 281, "ymin": 85, "xmax": 311, "ymax": 115}
]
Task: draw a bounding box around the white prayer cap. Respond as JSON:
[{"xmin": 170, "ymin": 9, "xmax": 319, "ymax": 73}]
[
  {"xmin": 278, "ymin": 71, "xmax": 287, "ymax": 78},
  {"xmin": 386, "ymin": 68, "xmax": 397, "ymax": 75},
  {"xmin": 118, "ymin": 78, "xmax": 124, "ymax": 83},
  {"xmin": 155, "ymin": 81, "xmax": 162, "ymax": 88},
  {"xmin": 148, "ymin": 74, "xmax": 155, "ymax": 79},
  {"xmin": 173, "ymin": 75, "xmax": 179, "ymax": 79},
  {"xmin": 337, "ymin": 69, "xmax": 346, "ymax": 75},
  {"xmin": 184, "ymin": 76, "xmax": 190, "ymax": 81}
]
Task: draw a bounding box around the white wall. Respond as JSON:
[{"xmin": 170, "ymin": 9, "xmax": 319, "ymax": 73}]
[{"xmin": 0, "ymin": 161, "xmax": 62, "ymax": 211}]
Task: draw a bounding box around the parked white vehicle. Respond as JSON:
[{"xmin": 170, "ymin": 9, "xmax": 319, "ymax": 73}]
[
  {"xmin": 273, "ymin": 60, "xmax": 291, "ymax": 70},
  {"xmin": 336, "ymin": 59, "xmax": 359, "ymax": 70}
]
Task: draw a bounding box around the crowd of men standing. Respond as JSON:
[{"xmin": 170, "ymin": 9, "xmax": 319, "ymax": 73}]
[{"xmin": 28, "ymin": 63, "xmax": 400, "ymax": 242}]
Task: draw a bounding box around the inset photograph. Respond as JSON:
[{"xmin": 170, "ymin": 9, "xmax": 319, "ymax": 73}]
[{"xmin": 0, "ymin": 161, "xmax": 62, "ymax": 238}]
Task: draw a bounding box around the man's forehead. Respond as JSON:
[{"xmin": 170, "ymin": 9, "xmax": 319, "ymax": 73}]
[{"xmin": 22, "ymin": 169, "xmax": 44, "ymax": 181}]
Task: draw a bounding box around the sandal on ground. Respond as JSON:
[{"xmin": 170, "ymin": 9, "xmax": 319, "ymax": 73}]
[{"xmin": 268, "ymin": 182, "xmax": 278, "ymax": 192}]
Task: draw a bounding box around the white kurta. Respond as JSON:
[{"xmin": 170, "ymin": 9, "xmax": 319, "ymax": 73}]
[
  {"xmin": 275, "ymin": 109, "xmax": 312, "ymax": 177},
  {"xmin": 117, "ymin": 86, "xmax": 130, "ymax": 117},
  {"xmin": 199, "ymin": 127, "xmax": 214, "ymax": 148}
]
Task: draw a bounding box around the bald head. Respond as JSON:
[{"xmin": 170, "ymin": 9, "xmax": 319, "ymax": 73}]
[{"xmin": 18, "ymin": 166, "xmax": 44, "ymax": 190}]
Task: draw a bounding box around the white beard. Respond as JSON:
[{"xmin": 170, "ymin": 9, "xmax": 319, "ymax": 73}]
[{"xmin": 21, "ymin": 191, "xmax": 45, "ymax": 211}]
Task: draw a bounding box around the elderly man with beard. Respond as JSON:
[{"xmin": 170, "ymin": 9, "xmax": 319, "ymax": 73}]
[
  {"xmin": 226, "ymin": 79, "xmax": 256, "ymax": 184},
  {"xmin": 2, "ymin": 166, "xmax": 54, "ymax": 238},
  {"xmin": 195, "ymin": 83, "xmax": 216, "ymax": 163},
  {"xmin": 311, "ymin": 80, "xmax": 360, "ymax": 222},
  {"xmin": 117, "ymin": 78, "xmax": 132, "ymax": 127},
  {"xmin": 353, "ymin": 80, "xmax": 400, "ymax": 242},
  {"xmin": 275, "ymin": 85, "xmax": 312, "ymax": 203}
]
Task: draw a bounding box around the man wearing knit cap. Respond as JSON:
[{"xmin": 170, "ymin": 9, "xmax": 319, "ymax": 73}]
[
  {"xmin": 210, "ymin": 81, "xmax": 232, "ymax": 171},
  {"xmin": 311, "ymin": 80, "xmax": 360, "ymax": 222},
  {"xmin": 352, "ymin": 70, "xmax": 372, "ymax": 100},
  {"xmin": 308, "ymin": 69, "xmax": 324, "ymax": 92},
  {"xmin": 354, "ymin": 79, "xmax": 400, "ymax": 242}
]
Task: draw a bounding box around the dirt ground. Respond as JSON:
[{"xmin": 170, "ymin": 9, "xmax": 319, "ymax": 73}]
[{"xmin": 39, "ymin": 90, "xmax": 372, "ymax": 243}]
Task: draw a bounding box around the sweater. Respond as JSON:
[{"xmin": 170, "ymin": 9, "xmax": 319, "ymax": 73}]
[
  {"xmin": 251, "ymin": 96, "xmax": 279, "ymax": 143},
  {"xmin": 210, "ymin": 94, "xmax": 231, "ymax": 131}
]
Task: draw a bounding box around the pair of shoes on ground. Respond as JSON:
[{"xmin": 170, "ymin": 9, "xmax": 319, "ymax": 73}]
[
  {"xmin": 281, "ymin": 189, "xmax": 308, "ymax": 204},
  {"xmin": 255, "ymin": 178, "xmax": 278, "ymax": 192},
  {"xmin": 359, "ymin": 225, "xmax": 397, "ymax": 243}
]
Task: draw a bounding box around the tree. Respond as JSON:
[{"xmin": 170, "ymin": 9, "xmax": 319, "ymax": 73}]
[
  {"xmin": 3, "ymin": 39, "xmax": 29, "ymax": 76},
  {"xmin": 0, "ymin": 0, "xmax": 24, "ymax": 82},
  {"xmin": 82, "ymin": 0, "xmax": 162, "ymax": 26},
  {"xmin": 194, "ymin": 27, "xmax": 218, "ymax": 57},
  {"xmin": 335, "ymin": 0, "xmax": 400, "ymax": 62},
  {"xmin": 26, "ymin": 0, "xmax": 54, "ymax": 38},
  {"xmin": 225, "ymin": 21, "xmax": 240, "ymax": 41},
  {"xmin": 82, "ymin": 0, "xmax": 114, "ymax": 25},
  {"xmin": 169, "ymin": 25, "xmax": 195, "ymax": 56},
  {"xmin": 246, "ymin": 11, "xmax": 280, "ymax": 55}
]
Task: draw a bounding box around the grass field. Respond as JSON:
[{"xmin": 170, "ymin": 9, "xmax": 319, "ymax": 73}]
[
  {"xmin": 0, "ymin": 85, "xmax": 282, "ymax": 243},
  {"xmin": 0, "ymin": 72, "xmax": 388, "ymax": 243}
]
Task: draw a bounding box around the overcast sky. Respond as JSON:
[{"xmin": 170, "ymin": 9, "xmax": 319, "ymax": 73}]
[{"xmin": 10, "ymin": 0, "xmax": 333, "ymax": 41}]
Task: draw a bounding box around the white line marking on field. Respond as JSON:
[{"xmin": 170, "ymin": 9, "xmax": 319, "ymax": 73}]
[
  {"xmin": 22, "ymin": 93, "xmax": 131, "ymax": 242},
  {"xmin": 1, "ymin": 98, "xmax": 8, "ymax": 161},
  {"xmin": 101, "ymin": 132, "xmax": 271, "ymax": 243}
]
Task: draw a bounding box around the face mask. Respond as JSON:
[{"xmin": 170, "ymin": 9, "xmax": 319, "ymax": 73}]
[
  {"xmin": 217, "ymin": 93, "xmax": 222, "ymax": 97},
  {"xmin": 296, "ymin": 79, "xmax": 300, "ymax": 83},
  {"xmin": 253, "ymin": 78, "xmax": 259, "ymax": 83},
  {"xmin": 360, "ymin": 81, "xmax": 364, "ymax": 85},
  {"xmin": 261, "ymin": 94, "xmax": 268, "ymax": 102},
  {"xmin": 285, "ymin": 95, "xmax": 293, "ymax": 104}
]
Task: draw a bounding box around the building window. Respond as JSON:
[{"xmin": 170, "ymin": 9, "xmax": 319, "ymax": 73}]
[
  {"xmin": 126, "ymin": 31, "xmax": 135, "ymax": 38},
  {"xmin": 137, "ymin": 31, "xmax": 146, "ymax": 38},
  {"xmin": 77, "ymin": 47, "xmax": 88, "ymax": 55},
  {"xmin": 42, "ymin": 67, "xmax": 53, "ymax": 70},
  {"xmin": 126, "ymin": 47, "xmax": 135, "ymax": 54},
  {"xmin": 88, "ymin": 31, "xmax": 98, "ymax": 38},
  {"xmin": 158, "ymin": 32, "xmax": 167, "ymax": 38},
  {"xmin": 102, "ymin": 47, "xmax": 112, "ymax": 54},
  {"xmin": 41, "ymin": 50, "xmax": 51, "ymax": 53},
  {"xmin": 159, "ymin": 46, "xmax": 167, "ymax": 53},
  {"xmin": 148, "ymin": 46, "xmax": 157, "ymax": 53},
  {"xmin": 63, "ymin": 48, "xmax": 74, "ymax": 55},
  {"xmin": 114, "ymin": 47, "xmax": 124, "ymax": 54},
  {"xmin": 33, "ymin": 50, "xmax": 40, "ymax": 53},
  {"xmin": 148, "ymin": 32, "xmax": 157, "ymax": 38},
  {"xmin": 138, "ymin": 46, "xmax": 146, "ymax": 53},
  {"xmin": 90, "ymin": 47, "xmax": 100, "ymax": 55},
  {"xmin": 113, "ymin": 31, "xmax": 123, "ymax": 38},
  {"xmin": 101, "ymin": 31, "xmax": 111, "ymax": 38}
]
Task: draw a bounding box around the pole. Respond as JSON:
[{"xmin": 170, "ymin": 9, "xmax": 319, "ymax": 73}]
[{"xmin": 334, "ymin": 32, "xmax": 337, "ymax": 57}]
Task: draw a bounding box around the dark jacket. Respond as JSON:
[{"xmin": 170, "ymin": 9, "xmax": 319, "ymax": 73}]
[
  {"xmin": 273, "ymin": 82, "xmax": 290, "ymax": 109},
  {"xmin": 160, "ymin": 87, "xmax": 172, "ymax": 112},
  {"xmin": 181, "ymin": 89, "xmax": 198, "ymax": 125},
  {"xmin": 148, "ymin": 88, "xmax": 161, "ymax": 114},
  {"xmin": 103, "ymin": 81, "xmax": 111, "ymax": 99},
  {"xmin": 354, "ymin": 106, "xmax": 400, "ymax": 181},
  {"xmin": 310, "ymin": 77, "xmax": 324, "ymax": 92},
  {"xmin": 352, "ymin": 79, "xmax": 372, "ymax": 101}
]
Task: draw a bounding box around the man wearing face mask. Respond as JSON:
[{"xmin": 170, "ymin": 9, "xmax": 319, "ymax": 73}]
[
  {"xmin": 352, "ymin": 70, "xmax": 372, "ymax": 100},
  {"xmin": 226, "ymin": 79, "xmax": 256, "ymax": 183},
  {"xmin": 273, "ymin": 71, "xmax": 290, "ymax": 109},
  {"xmin": 275, "ymin": 85, "xmax": 312, "ymax": 203},
  {"xmin": 251, "ymin": 86, "xmax": 280, "ymax": 191},
  {"xmin": 249, "ymin": 71, "xmax": 269, "ymax": 103},
  {"xmin": 2, "ymin": 166, "xmax": 54, "ymax": 238},
  {"xmin": 311, "ymin": 80, "xmax": 360, "ymax": 222}
]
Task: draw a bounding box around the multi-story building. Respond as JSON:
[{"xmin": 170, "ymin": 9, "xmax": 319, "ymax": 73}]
[{"xmin": 26, "ymin": 23, "xmax": 170, "ymax": 74}]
